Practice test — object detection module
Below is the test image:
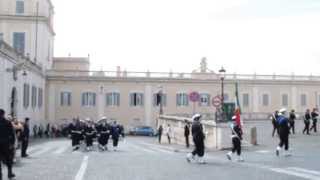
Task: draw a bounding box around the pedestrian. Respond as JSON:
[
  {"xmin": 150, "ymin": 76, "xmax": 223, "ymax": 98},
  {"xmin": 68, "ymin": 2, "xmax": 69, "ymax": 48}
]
[
  {"xmin": 33, "ymin": 124, "xmax": 38, "ymax": 138},
  {"xmin": 303, "ymin": 109, "xmax": 311, "ymax": 135},
  {"xmin": 166, "ymin": 124, "xmax": 172, "ymax": 144},
  {"xmin": 276, "ymin": 108, "xmax": 291, "ymax": 157},
  {"xmin": 310, "ymin": 108, "xmax": 318, "ymax": 133},
  {"xmin": 186, "ymin": 114, "xmax": 206, "ymax": 164},
  {"xmin": 0, "ymin": 109, "xmax": 16, "ymax": 179},
  {"xmin": 271, "ymin": 110, "xmax": 279, "ymax": 137},
  {"xmin": 68, "ymin": 119, "xmax": 82, "ymax": 151},
  {"xmin": 45, "ymin": 123, "xmax": 50, "ymax": 138},
  {"xmin": 158, "ymin": 125, "xmax": 163, "ymax": 144},
  {"xmin": 21, "ymin": 117, "xmax": 30, "ymax": 158},
  {"xmin": 97, "ymin": 118, "xmax": 111, "ymax": 151},
  {"xmin": 38, "ymin": 124, "xmax": 44, "ymax": 138},
  {"xmin": 184, "ymin": 120, "xmax": 190, "ymax": 148},
  {"xmin": 84, "ymin": 121, "xmax": 96, "ymax": 151},
  {"xmin": 111, "ymin": 121, "xmax": 122, "ymax": 151},
  {"xmin": 226, "ymin": 116, "xmax": 244, "ymax": 162},
  {"xmin": 289, "ymin": 109, "xmax": 296, "ymax": 134}
]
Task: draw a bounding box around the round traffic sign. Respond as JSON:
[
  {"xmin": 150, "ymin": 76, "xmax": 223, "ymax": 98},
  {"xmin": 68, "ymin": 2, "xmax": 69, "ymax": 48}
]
[
  {"xmin": 212, "ymin": 95, "xmax": 222, "ymax": 107},
  {"xmin": 189, "ymin": 91, "xmax": 200, "ymax": 102}
]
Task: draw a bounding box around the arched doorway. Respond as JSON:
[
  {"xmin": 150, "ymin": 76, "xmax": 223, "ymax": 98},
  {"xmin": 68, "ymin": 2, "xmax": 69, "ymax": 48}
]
[{"xmin": 10, "ymin": 87, "xmax": 18, "ymax": 117}]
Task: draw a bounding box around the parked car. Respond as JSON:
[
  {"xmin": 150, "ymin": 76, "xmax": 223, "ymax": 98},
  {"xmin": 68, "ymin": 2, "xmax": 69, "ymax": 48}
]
[{"xmin": 129, "ymin": 126, "xmax": 156, "ymax": 136}]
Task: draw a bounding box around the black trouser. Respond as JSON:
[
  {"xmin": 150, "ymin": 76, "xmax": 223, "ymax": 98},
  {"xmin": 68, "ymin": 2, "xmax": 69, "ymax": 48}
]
[
  {"xmin": 289, "ymin": 121, "xmax": 295, "ymax": 134},
  {"xmin": 279, "ymin": 134, "xmax": 289, "ymax": 151},
  {"xmin": 232, "ymin": 137, "xmax": 241, "ymax": 156},
  {"xmin": 310, "ymin": 119, "xmax": 317, "ymax": 132},
  {"xmin": 303, "ymin": 122, "xmax": 310, "ymax": 134},
  {"xmin": 185, "ymin": 135, "xmax": 190, "ymax": 148},
  {"xmin": 272, "ymin": 123, "xmax": 279, "ymax": 137},
  {"xmin": 113, "ymin": 137, "xmax": 119, "ymax": 147},
  {"xmin": 0, "ymin": 144, "xmax": 14, "ymax": 179},
  {"xmin": 167, "ymin": 135, "xmax": 171, "ymax": 144},
  {"xmin": 98, "ymin": 134, "xmax": 109, "ymax": 146},
  {"xmin": 158, "ymin": 133, "xmax": 162, "ymax": 144},
  {"xmin": 71, "ymin": 134, "xmax": 80, "ymax": 147},
  {"xmin": 192, "ymin": 139, "xmax": 204, "ymax": 157},
  {"xmin": 21, "ymin": 138, "xmax": 29, "ymax": 156},
  {"xmin": 85, "ymin": 136, "xmax": 93, "ymax": 147}
]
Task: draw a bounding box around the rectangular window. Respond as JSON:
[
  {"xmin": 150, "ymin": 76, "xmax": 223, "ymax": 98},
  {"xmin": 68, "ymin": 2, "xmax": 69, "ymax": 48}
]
[
  {"xmin": 176, "ymin": 93, "xmax": 189, "ymax": 107},
  {"xmin": 262, "ymin": 94, "xmax": 269, "ymax": 106},
  {"xmin": 23, "ymin": 83, "xmax": 29, "ymax": 108},
  {"xmin": 301, "ymin": 94, "xmax": 307, "ymax": 106},
  {"xmin": 82, "ymin": 92, "xmax": 96, "ymax": 107},
  {"xmin": 153, "ymin": 93, "xmax": 167, "ymax": 107},
  {"xmin": 282, "ymin": 94, "xmax": 289, "ymax": 107},
  {"xmin": 31, "ymin": 86, "xmax": 37, "ymax": 108},
  {"xmin": 16, "ymin": 0, "xmax": 24, "ymax": 14},
  {"xmin": 13, "ymin": 32, "xmax": 25, "ymax": 54},
  {"xmin": 38, "ymin": 88, "xmax": 43, "ymax": 108},
  {"xmin": 130, "ymin": 93, "xmax": 144, "ymax": 107},
  {"xmin": 60, "ymin": 92, "xmax": 72, "ymax": 106},
  {"xmin": 199, "ymin": 93, "xmax": 210, "ymax": 106},
  {"xmin": 242, "ymin": 93, "xmax": 249, "ymax": 107},
  {"xmin": 106, "ymin": 92, "xmax": 120, "ymax": 106}
]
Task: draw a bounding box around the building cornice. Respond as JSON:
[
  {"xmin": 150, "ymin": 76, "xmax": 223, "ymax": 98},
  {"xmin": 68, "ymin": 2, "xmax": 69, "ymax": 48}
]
[
  {"xmin": 0, "ymin": 14, "xmax": 55, "ymax": 36},
  {"xmin": 46, "ymin": 74, "xmax": 320, "ymax": 86}
]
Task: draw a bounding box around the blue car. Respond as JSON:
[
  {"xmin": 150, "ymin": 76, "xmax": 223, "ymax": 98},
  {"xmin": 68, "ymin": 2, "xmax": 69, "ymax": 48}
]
[{"xmin": 129, "ymin": 126, "xmax": 155, "ymax": 136}]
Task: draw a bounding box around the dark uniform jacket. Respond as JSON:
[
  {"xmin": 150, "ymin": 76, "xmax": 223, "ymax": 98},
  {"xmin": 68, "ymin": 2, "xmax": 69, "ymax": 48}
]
[
  {"xmin": 21, "ymin": 123, "xmax": 30, "ymax": 140},
  {"xmin": 184, "ymin": 124, "xmax": 190, "ymax": 137},
  {"xmin": 0, "ymin": 117, "xmax": 15, "ymax": 146},
  {"xmin": 191, "ymin": 121, "xmax": 205, "ymax": 142}
]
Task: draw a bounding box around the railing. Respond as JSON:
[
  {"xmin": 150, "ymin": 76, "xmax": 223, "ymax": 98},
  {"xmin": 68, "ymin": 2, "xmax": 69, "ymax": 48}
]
[{"xmin": 46, "ymin": 69, "xmax": 320, "ymax": 81}]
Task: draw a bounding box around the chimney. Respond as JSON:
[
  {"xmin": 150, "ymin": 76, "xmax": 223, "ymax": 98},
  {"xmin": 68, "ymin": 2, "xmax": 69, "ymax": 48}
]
[{"xmin": 117, "ymin": 66, "xmax": 121, "ymax": 77}]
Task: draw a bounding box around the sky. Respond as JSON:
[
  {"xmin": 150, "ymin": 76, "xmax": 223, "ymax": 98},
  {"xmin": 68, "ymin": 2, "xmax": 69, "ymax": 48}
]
[{"xmin": 52, "ymin": 0, "xmax": 320, "ymax": 75}]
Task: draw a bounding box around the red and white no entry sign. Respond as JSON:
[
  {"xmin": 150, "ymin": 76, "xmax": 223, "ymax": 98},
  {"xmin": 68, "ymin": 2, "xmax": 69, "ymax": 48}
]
[{"xmin": 212, "ymin": 95, "xmax": 222, "ymax": 108}]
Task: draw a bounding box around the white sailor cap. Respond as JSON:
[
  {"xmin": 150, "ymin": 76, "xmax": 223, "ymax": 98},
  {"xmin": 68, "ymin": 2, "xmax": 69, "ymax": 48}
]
[
  {"xmin": 232, "ymin": 116, "xmax": 237, "ymax": 120},
  {"xmin": 101, "ymin": 116, "xmax": 107, "ymax": 120},
  {"xmin": 192, "ymin": 114, "xmax": 202, "ymax": 121},
  {"xmin": 279, "ymin": 108, "xmax": 287, "ymax": 114}
]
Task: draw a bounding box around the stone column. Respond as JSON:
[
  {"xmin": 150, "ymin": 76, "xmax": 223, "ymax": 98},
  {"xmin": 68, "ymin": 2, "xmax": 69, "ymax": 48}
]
[{"xmin": 144, "ymin": 85, "xmax": 152, "ymax": 126}]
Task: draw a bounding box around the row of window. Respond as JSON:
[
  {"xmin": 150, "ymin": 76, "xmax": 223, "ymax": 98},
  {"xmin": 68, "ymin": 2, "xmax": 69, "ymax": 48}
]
[
  {"xmin": 23, "ymin": 84, "xmax": 43, "ymax": 109},
  {"xmin": 60, "ymin": 91, "xmax": 312, "ymax": 108},
  {"xmin": 61, "ymin": 92, "xmax": 211, "ymax": 107}
]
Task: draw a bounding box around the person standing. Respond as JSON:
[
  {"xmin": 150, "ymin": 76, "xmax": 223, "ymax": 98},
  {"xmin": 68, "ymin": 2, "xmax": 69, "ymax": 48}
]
[
  {"xmin": 276, "ymin": 108, "xmax": 291, "ymax": 157},
  {"xmin": 21, "ymin": 118, "xmax": 30, "ymax": 158},
  {"xmin": 157, "ymin": 125, "xmax": 163, "ymax": 144},
  {"xmin": 310, "ymin": 108, "xmax": 318, "ymax": 133},
  {"xmin": 289, "ymin": 110, "xmax": 296, "ymax": 134},
  {"xmin": 166, "ymin": 124, "xmax": 172, "ymax": 144},
  {"xmin": 184, "ymin": 120, "xmax": 190, "ymax": 148},
  {"xmin": 303, "ymin": 109, "xmax": 311, "ymax": 135},
  {"xmin": 187, "ymin": 114, "xmax": 206, "ymax": 164},
  {"xmin": 33, "ymin": 125, "xmax": 38, "ymax": 138},
  {"xmin": 226, "ymin": 116, "xmax": 244, "ymax": 162},
  {"xmin": 0, "ymin": 109, "xmax": 16, "ymax": 179},
  {"xmin": 111, "ymin": 121, "xmax": 122, "ymax": 151},
  {"xmin": 272, "ymin": 110, "xmax": 279, "ymax": 137}
]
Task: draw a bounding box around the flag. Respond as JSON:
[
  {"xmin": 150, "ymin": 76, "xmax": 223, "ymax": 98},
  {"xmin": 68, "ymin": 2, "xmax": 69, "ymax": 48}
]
[{"xmin": 234, "ymin": 82, "xmax": 242, "ymax": 128}]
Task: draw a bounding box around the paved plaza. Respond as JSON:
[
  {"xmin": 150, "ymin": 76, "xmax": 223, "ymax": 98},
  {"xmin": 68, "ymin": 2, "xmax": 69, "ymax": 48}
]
[{"xmin": 5, "ymin": 120, "xmax": 320, "ymax": 180}]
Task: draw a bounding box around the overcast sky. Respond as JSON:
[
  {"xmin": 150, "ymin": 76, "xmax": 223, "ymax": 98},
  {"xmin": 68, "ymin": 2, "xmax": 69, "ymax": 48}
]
[{"xmin": 52, "ymin": 0, "xmax": 320, "ymax": 75}]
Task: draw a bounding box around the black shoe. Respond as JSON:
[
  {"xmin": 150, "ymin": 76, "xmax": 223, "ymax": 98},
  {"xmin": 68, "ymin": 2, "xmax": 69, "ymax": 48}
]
[
  {"xmin": 8, "ymin": 173, "xmax": 15, "ymax": 179},
  {"xmin": 21, "ymin": 154, "xmax": 29, "ymax": 158}
]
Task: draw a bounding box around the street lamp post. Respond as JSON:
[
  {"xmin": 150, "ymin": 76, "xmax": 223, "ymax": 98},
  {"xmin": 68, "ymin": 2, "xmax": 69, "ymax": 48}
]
[
  {"xmin": 156, "ymin": 85, "xmax": 164, "ymax": 128},
  {"xmin": 219, "ymin": 67, "xmax": 226, "ymax": 121}
]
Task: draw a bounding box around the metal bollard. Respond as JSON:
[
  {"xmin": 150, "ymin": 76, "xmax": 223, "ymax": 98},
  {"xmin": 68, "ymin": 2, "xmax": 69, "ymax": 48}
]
[{"xmin": 251, "ymin": 127, "xmax": 258, "ymax": 145}]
